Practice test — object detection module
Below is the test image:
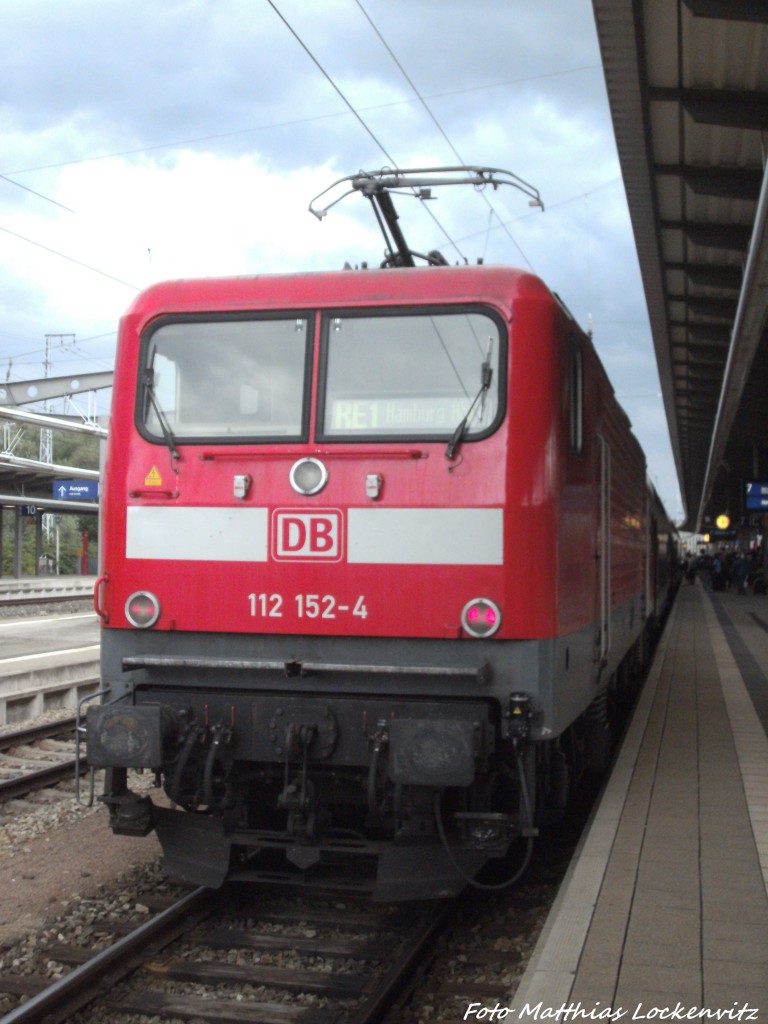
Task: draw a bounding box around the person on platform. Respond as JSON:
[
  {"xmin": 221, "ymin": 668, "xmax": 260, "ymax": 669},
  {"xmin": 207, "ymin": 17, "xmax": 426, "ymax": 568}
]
[{"xmin": 731, "ymin": 552, "xmax": 749, "ymax": 596}]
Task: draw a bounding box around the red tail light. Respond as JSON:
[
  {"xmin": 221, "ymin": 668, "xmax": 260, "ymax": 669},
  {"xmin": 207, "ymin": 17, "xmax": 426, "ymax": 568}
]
[{"xmin": 461, "ymin": 598, "xmax": 501, "ymax": 638}]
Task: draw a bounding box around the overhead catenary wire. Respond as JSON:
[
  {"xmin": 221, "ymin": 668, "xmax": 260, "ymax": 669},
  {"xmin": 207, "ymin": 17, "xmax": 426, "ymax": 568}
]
[
  {"xmin": 266, "ymin": 0, "xmax": 469, "ymax": 264},
  {"xmin": 0, "ymin": 5, "xmax": 607, "ymax": 375},
  {"xmin": 1, "ymin": 67, "xmax": 601, "ymax": 179},
  {"xmin": 0, "ymin": 225, "xmax": 139, "ymax": 292},
  {"xmin": 0, "ymin": 5, "xmax": 601, "ymax": 331},
  {"xmin": 6, "ymin": 0, "xmax": 482, "ymax": 372},
  {"xmin": 353, "ymin": 0, "xmax": 482, "ymax": 261},
  {"xmin": 0, "ymin": 174, "xmax": 75, "ymax": 214},
  {"xmin": 266, "ymin": 0, "xmax": 397, "ymax": 166},
  {"xmin": 353, "ymin": 0, "xmax": 536, "ymax": 270},
  {"xmin": 452, "ymin": 176, "xmax": 623, "ymax": 247}
]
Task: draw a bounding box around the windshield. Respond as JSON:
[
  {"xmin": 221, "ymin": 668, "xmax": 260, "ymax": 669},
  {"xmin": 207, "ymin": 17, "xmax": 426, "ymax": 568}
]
[
  {"xmin": 140, "ymin": 317, "xmax": 310, "ymax": 442},
  {"xmin": 319, "ymin": 310, "xmax": 502, "ymax": 439}
]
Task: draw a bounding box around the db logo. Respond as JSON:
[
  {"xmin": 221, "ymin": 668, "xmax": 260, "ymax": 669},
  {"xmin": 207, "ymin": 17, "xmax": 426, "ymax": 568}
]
[{"xmin": 272, "ymin": 510, "xmax": 343, "ymax": 561}]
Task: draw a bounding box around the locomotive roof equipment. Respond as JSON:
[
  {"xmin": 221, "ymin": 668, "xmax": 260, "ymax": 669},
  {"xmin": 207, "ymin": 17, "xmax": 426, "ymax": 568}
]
[{"xmin": 309, "ymin": 165, "xmax": 544, "ymax": 268}]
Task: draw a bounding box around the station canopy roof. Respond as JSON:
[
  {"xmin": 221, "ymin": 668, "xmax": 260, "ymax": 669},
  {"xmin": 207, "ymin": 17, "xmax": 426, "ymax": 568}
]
[
  {"xmin": 593, "ymin": 0, "xmax": 768, "ymax": 530},
  {"xmin": 0, "ymin": 373, "xmax": 108, "ymax": 511}
]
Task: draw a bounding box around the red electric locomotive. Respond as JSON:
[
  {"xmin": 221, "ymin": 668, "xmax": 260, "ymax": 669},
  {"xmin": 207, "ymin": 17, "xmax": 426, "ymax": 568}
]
[{"xmin": 87, "ymin": 169, "xmax": 674, "ymax": 899}]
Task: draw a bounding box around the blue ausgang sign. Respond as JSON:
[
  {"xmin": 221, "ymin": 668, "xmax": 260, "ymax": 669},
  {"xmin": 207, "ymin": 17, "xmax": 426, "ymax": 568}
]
[{"xmin": 53, "ymin": 480, "xmax": 99, "ymax": 501}]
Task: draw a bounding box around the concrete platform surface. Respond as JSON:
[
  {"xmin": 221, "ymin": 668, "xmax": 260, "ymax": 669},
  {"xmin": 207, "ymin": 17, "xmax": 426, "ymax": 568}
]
[{"xmin": 512, "ymin": 584, "xmax": 768, "ymax": 1017}]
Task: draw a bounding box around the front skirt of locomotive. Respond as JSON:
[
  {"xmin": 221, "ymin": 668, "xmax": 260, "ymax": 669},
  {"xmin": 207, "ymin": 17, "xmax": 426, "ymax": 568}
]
[{"xmin": 86, "ymin": 683, "xmax": 528, "ymax": 900}]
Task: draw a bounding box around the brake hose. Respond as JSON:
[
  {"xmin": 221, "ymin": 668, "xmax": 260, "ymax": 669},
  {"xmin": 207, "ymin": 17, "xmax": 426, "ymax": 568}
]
[{"xmin": 434, "ymin": 748, "xmax": 535, "ymax": 891}]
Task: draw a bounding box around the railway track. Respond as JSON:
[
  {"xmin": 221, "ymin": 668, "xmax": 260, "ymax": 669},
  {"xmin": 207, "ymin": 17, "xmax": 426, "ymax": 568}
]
[
  {"xmin": 0, "ymin": 716, "xmax": 81, "ymax": 804},
  {"xmin": 0, "ymin": 884, "xmax": 456, "ymax": 1023}
]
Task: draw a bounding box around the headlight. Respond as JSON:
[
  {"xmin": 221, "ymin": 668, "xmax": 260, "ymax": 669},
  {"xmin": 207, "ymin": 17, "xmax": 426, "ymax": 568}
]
[
  {"xmin": 125, "ymin": 591, "xmax": 161, "ymax": 628},
  {"xmin": 461, "ymin": 598, "xmax": 501, "ymax": 638},
  {"xmin": 290, "ymin": 457, "xmax": 328, "ymax": 495}
]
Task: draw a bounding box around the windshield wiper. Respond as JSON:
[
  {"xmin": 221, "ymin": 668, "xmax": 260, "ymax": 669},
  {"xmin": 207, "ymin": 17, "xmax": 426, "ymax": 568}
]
[
  {"xmin": 445, "ymin": 358, "xmax": 493, "ymax": 460},
  {"xmin": 143, "ymin": 369, "xmax": 180, "ymax": 462}
]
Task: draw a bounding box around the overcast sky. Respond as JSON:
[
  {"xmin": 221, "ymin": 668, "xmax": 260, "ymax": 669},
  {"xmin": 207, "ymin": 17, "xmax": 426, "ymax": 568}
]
[{"xmin": 0, "ymin": 0, "xmax": 683, "ymax": 519}]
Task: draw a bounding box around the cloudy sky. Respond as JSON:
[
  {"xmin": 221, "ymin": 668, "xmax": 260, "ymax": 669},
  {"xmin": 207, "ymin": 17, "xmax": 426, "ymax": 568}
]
[{"xmin": 0, "ymin": 0, "xmax": 683, "ymax": 519}]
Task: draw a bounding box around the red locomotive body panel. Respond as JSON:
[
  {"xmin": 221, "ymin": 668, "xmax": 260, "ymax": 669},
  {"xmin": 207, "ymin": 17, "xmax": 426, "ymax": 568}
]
[
  {"xmin": 91, "ymin": 261, "xmax": 663, "ymax": 899},
  {"xmin": 100, "ymin": 268, "xmax": 651, "ymax": 643},
  {"xmin": 101, "ymin": 266, "xmax": 592, "ymax": 643}
]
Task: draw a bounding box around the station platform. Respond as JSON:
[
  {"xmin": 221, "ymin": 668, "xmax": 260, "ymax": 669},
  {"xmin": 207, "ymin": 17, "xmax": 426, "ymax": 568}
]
[
  {"xmin": 0, "ymin": 575, "xmax": 95, "ymax": 603},
  {"xmin": 513, "ymin": 583, "xmax": 768, "ymax": 1013}
]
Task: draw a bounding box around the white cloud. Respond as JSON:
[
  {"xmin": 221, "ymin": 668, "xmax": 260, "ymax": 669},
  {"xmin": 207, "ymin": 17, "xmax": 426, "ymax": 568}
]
[{"xmin": 0, "ymin": 0, "xmax": 682, "ymax": 517}]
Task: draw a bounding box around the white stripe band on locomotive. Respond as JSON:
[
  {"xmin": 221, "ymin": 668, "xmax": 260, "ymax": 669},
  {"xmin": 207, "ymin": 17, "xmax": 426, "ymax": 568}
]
[{"xmin": 126, "ymin": 506, "xmax": 504, "ymax": 566}]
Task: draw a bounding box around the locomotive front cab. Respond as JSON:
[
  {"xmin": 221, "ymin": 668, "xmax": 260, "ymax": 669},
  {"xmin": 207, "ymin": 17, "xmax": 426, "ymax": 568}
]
[{"xmin": 91, "ymin": 267, "xmax": 571, "ymax": 899}]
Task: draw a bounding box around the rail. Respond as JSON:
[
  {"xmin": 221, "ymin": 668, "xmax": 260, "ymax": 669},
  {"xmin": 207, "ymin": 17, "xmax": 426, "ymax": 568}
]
[
  {"xmin": 0, "ymin": 886, "xmax": 454, "ymax": 1023},
  {"xmin": 0, "ymin": 887, "xmax": 212, "ymax": 1024},
  {"xmin": 0, "ymin": 716, "xmax": 84, "ymax": 804}
]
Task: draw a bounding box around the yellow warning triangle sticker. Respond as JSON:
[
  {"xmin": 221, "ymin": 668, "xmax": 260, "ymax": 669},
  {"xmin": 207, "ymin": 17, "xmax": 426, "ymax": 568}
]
[{"xmin": 145, "ymin": 466, "xmax": 163, "ymax": 487}]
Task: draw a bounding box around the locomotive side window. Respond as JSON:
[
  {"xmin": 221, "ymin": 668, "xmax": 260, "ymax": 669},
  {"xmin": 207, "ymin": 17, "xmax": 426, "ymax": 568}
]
[
  {"xmin": 318, "ymin": 310, "xmax": 503, "ymax": 440},
  {"xmin": 139, "ymin": 317, "xmax": 311, "ymax": 442},
  {"xmin": 569, "ymin": 343, "xmax": 584, "ymax": 455}
]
